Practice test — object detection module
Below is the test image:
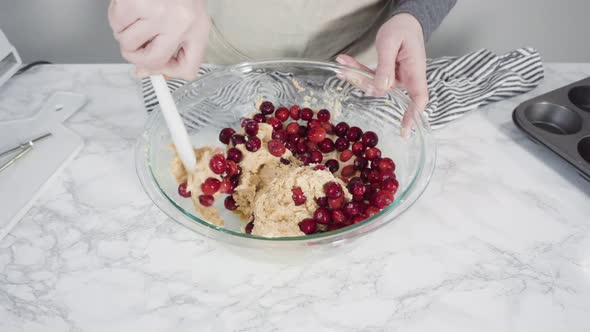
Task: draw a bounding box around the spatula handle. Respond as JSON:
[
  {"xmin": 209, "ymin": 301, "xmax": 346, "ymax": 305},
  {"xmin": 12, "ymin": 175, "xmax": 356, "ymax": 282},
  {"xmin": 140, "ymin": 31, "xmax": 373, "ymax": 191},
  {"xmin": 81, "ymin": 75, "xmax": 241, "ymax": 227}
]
[{"xmin": 150, "ymin": 75, "xmax": 196, "ymax": 172}]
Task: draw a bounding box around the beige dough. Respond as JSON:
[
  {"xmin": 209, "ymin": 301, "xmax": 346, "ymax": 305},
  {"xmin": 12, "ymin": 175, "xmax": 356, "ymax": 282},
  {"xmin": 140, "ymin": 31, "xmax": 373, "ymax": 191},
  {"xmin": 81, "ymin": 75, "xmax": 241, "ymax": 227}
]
[
  {"xmin": 250, "ymin": 165, "xmax": 350, "ymax": 237},
  {"xmin": 170, "ymin": 146, "xmax": 225, "ymax": 226},
  {"xmin": 171, "ymin": 121, "xmax": 351, "ymax": 237}
]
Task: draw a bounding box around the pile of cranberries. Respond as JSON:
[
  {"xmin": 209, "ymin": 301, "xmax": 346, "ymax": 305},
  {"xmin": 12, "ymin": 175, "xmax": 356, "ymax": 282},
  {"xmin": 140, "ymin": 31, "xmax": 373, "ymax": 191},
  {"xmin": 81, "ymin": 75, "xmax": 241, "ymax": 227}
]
[{"xmin": 177, "ymin": 100, "xmax": 399, "ymax": 236}]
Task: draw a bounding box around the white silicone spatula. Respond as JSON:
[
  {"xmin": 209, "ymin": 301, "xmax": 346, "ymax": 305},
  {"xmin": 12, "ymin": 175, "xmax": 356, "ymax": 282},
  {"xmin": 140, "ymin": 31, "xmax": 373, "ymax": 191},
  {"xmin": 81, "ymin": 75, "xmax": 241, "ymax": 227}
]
[{"xmin": 149, "ymin": 75, "xmax": 196, "ymax": 172}]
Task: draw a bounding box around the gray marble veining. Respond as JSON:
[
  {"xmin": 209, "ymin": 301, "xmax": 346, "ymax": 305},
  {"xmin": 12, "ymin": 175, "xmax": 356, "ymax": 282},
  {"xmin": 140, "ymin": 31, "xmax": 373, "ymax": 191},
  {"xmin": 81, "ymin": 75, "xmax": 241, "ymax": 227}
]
[{"xmin": 0, "ymin": 64, "xmax": 589, "ymax": 332}]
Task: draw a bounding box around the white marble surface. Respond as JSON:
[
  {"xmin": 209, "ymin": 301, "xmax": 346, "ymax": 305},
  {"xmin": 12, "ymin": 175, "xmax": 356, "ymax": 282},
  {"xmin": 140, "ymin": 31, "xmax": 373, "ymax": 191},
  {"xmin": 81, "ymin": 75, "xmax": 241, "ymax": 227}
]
[{"xmin": 0, "ymin": 64, "xmax": 589, "ymax": 332}]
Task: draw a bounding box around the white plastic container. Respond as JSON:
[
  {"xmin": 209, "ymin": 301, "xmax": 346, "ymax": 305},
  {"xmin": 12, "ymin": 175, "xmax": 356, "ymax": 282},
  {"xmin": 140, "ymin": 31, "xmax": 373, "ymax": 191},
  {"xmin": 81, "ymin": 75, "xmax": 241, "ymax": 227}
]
[{"xmin": 0, "ymin": 29, "xmax": 22, "ymax": 89}]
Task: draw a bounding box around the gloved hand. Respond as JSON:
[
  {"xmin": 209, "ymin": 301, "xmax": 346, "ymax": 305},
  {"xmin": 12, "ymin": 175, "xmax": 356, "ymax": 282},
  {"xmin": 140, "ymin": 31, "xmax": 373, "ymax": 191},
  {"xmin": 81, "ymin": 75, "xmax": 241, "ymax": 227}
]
[
  {"xmin": 108, "ymin": 0, "xmax": 210, "ymax": 80},
  {"xmin": 336, "ymin": 13, "xmax": 428, "ymax": 113}
]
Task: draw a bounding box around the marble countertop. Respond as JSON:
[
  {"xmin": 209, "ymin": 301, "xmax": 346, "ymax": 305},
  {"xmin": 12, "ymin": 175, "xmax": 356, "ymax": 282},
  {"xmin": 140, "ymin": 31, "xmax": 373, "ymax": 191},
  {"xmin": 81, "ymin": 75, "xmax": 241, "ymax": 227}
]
[{"xmin": 0, "ymin": 64, "xmax": 589, "ymax": 331}]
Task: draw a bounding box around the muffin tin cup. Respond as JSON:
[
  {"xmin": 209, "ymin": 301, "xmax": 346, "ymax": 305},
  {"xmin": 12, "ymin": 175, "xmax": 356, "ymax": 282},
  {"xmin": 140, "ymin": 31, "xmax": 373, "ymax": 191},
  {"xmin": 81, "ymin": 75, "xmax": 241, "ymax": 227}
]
[{"xmin": 513, "ymin": 77, "xmax": 590, "ymax": 178}]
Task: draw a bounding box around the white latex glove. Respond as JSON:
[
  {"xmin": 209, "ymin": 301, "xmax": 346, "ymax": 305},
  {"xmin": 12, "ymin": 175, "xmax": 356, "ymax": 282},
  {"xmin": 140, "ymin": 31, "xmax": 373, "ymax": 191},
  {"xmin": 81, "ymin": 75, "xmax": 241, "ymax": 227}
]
[
  {"xmin": 108, "ymin": 0, "xmax": 210, "ymax": 80},
  {"xmin": 336, "ymin": 13, "xmax": 429, "ymax": 113}
]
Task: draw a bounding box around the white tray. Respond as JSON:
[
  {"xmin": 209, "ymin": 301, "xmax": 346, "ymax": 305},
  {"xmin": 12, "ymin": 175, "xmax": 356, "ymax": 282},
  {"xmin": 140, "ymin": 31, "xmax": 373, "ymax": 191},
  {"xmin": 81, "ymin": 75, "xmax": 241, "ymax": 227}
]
[{"xmin": 0, "ymin": 91, "xmax": 87, "ymax": 240}]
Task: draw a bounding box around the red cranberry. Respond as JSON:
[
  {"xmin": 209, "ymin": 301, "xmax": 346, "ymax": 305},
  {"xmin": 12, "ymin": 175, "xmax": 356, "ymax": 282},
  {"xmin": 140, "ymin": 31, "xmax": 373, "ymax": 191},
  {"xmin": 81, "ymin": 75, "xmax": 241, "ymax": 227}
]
[
  {"xmin": 314, "ymin": 165, "xmax": 327, "ymax": 171},
  {"xmin": 244, "ymin": 120, "xmax": 258, "ymax": 136},
  {"xmin": 358, "ymin": 202, "xmax": 369, "ymax": 213},
  {"xmin": 328, "ymin": 196, "xmax": 345, "ymax": 209},
  {"xmin": 301, "ymin": 108, "xmax": 314, "ymax": 121},
  {"xmin": 280, "ymin": 157, "xmax": 291, "ymax": 165},
  {"xmin": 275, "ymin": 107, "xmax": 290, "ymax": 122},
  {"xmin": 371, "ymin": 157, "xmax": 382, "ymax": 170},
  {"xmin": 352, "ymin": 142, "xmax": 365, "ymax": 157},
  {"xmin": 245, "ymin": 136, "xmax": 261, "ymax": 152},
  {"xmin": 226, "ymin": 147, "xmax": 243, "ymax": 163},
  {"xmin": 231, "ymin": 134, "xmax": 246, "ymax": 146},
  {"xmin": 178, "ymin": 182, "xmax": 191, "ymax": 198},
  {"xmin": 259, "ymin": 101, "xmax": 275, "ymax": 115},
  {"xmin": 272, "ymin": 129, "xmax": 287, "ymax": 142},
  {"xmin": 366, "ymin": 169, "xmax": 380, "ymax": 183},
  {"xmin": 289, "ymin": 105, "xmax": 301, "ymax": 120},
  {"xmin": 353, "ymin": 157, "xmax": 368, "ymax": 170},
  {"xmin": 286, "ymin": 122, "xmax": 299, "ymax": 134},
  {"xmin": 343, "ymin": 202, "xmax": 360, "ymax": 217},
  {"xmin": 353, "ymin": 195, "xmax": 365, "ymax": 202},
  {"xmin": 219, "ymin": 179, "xmax": 232, "ymax": 194},
  {"xmin": 346, "ymin": 126, "xmax": 363, "ymax": 142},
  {"xmin": 332, "ymin": 209, "xmax": 347, "ymax": 224},
  {"xmin": 309, "ymin": 150, "xmax": 323, "ymax": 164},
  {"xmin": 219, "ymin": 128, "xmax": 236, "ymax": 144},
  {"xmin": 318, "ymin": 138, "xmax": 335, "ymax": 153},
  {"xmin": 325, "ymin": 159, "xmax": 339, "ymax": 173},
  {"xmin": 335, "ymin": 137, "xmax": 350, "ymax": 152},
  {"xmin": 298, "ymin": 218, "xmax": 317, "ymax": 234},
  {"xmin": 349, "ymin": 176, "xmax": 363, "ymax": 184},
  {"xmin": 380, "ymin": 171, "xmax": 396, "ymax": 182},
  {"xmin": 288, "ymin": 134, "xmax": 301, "ymax": 144},
  {"xmin": 353, "ymin": 215, "xmax": 367, "ymax": 224},
  {"xmin": 364, "ymin": 183, "xmax": 376, "ymax": 198},
  {"xmin": 229, "ymin": 175, "xmax": 240, "ymax": 190},
  {"xmin": 369, "ymin": 183, "xmax": 381, "ymax": 192},
  {"xmin": 198, "ymin": 194, "xmax": 214, "ymax": 207},
  {"xmin": 365, "ymin": 147, "xmax": 381, "ymax": 160},
  {"xmin": 209, "ymin": 154, "xmax": 227, "ymax": 174},
  {"xmin": 358, "ymin": 216, "xmax": 369, "ymax": 225},
  {"xmin": 334, "ymin": 122, "xmax": 350, "ymax": 137},
  {"xmin": 360, "ymin": 168, "xmax": 371, "ymax": 182},
  {"xmin": 224, "ymin": 195, "xmax": 238, "ymax": 210},
  {"xmin": 201, "ymin": 178, "xmax": 221, "ymax": 195},
  {"xmin": 241, "ymin": 118, "xmax": 250, "ymax": 128},
  {"xmin": 373, "ymin": 191, "xmax": 394, "ymax": 208},
  {"xmin": 361, "ymin": 131, "xmax": 379, "ymax": 147},
  {"xmin": 378, "ymin": 158, "xmax": 395, "ymax": 172},
  {"xmin": 316, "ymin": 196, "xmax": 328, "ymax": 207},
  {"xmin": 322, "ymin": 121, "xmax": 333, "ymax": 135},
  {"xmin": 308, "ymin": 119, "xmax": 322, "ymax": 129},
  {"xmin": 324, "ymin": 181, "xmax": 343, "ymax": 199},
  {"xmin": 245, "ymin": 221, "xmax": 254, "ymax": 234},
  {"xmin": 381, "ymin": 178, "xmax": 399, "ymax": 193},
  {"xmin": 317, "ymin": 109, "xmax": 330, "ymax": 122},
  {"xmin": 313, "ymin": 207, "xmax": 332, "ymax": 224},
  {"xmin": 341, "ymin": 165, "xmax": 356, "ymax": 178},
  {"xmin": 225, "ymin": 160, "xmax": 239, "ymax": 176},
  {"xmin": 268, "ymin": 139, "xmax": 286, "ymax": 157},
  {"xmin": 348, "ymin": 181, "xmax": 366, "ymax": 197},
  {"xmin": 292, "ymin": 186, "xmax": 307, "ymax": 205},
  {"xmin": 305, "ymin": 140, "xmax": 319, "ymax": 151},
  {"xmin": 299, "ymin": 154, "xmax": 311, "ymax": 165},
  {"xmin": 340, "ymin": 149, "xmax": 353, "ymax": 162},
  {"xmin": 298, "ymin": 125, "xmax": 308, "ymax": 137},
  {"xmin": 284, "ymin": 141, "xmax": 295, "ymax": 151},
  {"xmin": 253, "ymin": 113, "xmax": 266, "ymax": 123},
  {"xmin": 366, "ymin": 206, "xmax": 380, "ymax": 217},
  {"xmin": 296, "ymin": 142, "xmax": 308, "ymax": 155},
  {"xmin": 308, "ymin": 127, "xmax": 327, "ymax": 143},
  {"xmin": 266, "ymin": 117, "xmax": 282, "ymax": 130},
  {"xmin": 327, "ymin": 223, "xmax": 344, "ymax": 231}
]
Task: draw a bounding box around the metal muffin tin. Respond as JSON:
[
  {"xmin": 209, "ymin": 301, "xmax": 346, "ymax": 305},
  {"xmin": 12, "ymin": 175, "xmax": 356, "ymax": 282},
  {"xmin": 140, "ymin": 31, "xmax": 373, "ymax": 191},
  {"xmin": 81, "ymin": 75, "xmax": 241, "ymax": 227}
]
[{"xmin": 513, "ymin": 76, "xmax": 590, "ymax": 178}]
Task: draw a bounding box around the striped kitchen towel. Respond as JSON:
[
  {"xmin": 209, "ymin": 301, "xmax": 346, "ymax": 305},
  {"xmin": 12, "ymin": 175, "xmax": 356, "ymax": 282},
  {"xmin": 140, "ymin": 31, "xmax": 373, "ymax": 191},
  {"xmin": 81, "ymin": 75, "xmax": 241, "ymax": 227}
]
[{"xmin": 141, "ymin": 47, "xmax": 544, "ymax": 128}]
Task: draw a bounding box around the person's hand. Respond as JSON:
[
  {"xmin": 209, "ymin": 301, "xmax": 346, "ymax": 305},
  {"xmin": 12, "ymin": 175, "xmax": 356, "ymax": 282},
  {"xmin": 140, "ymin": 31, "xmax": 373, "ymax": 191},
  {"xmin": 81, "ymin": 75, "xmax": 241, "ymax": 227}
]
[
  {"xmin": 336, "ymin": 13, "xmax": 428, "ymax": 112},
  {"xmin": 108, "ymin": 0, "xmax": 210, "ymax": 80}
]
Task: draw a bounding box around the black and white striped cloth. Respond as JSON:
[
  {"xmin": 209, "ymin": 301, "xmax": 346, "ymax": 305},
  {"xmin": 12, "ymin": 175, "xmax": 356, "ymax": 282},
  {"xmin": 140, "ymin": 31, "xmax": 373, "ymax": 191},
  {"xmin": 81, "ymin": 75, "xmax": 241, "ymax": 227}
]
[{"xmin": 141, "ymin": 47, "xmax": 544, "ymax": 129}]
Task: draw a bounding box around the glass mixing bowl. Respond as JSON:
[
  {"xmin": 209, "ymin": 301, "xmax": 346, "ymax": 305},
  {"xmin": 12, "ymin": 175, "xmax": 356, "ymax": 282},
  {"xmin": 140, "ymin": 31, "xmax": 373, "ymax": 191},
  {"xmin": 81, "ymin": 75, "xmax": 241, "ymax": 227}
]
[{"xmin": 135, "ymin": 60, "xmax": 436, "ymax": 253}]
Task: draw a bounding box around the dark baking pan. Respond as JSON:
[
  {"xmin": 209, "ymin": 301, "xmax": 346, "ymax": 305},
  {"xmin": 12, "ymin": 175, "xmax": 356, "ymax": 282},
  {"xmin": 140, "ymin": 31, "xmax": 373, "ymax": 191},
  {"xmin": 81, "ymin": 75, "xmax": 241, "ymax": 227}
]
[{"xmin": 513, "ymin": 77, "xmax": 590, "ymax": 178}]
